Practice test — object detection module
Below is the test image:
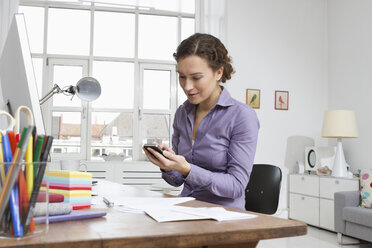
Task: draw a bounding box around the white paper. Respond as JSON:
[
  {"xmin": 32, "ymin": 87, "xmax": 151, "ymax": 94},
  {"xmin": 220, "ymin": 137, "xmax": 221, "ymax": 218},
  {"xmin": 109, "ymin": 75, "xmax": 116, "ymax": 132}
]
[
  {"xmin": 97, "ymin": 196, "xmax": 194, "ymax": 209},
  {"xmin": 115, "ymin": 206, "xmax": 145, "ymax": 214},
  {"xmin": 145, "ymin": 208, "xmax": 210, "ymax": 222},
  {"xmin": 145, "ymin": 206, "xmax": 257, "ymax": 222}
]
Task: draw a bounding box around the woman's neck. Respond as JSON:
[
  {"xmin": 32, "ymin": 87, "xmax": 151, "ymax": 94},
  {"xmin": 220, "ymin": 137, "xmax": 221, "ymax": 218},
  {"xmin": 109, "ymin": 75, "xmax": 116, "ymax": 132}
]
[{"xmin": 197, "ymin": 85, "xmax": 222, "ymax": 112}]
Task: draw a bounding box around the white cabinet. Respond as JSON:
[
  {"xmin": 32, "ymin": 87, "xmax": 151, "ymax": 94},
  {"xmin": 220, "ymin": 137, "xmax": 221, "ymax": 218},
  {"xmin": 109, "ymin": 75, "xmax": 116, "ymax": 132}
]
[{"xmin": 289, "ymin": 174, "xmax": 359, "ymax": 231}]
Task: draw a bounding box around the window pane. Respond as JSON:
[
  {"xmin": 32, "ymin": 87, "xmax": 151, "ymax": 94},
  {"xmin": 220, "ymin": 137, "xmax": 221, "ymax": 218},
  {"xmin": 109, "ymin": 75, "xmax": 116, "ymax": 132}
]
[
  {"xmin": 94, "ymin": 11, "xmax": 135, "ymax": 58},
  {"xmin": 152, "ymin": 0, "xmax": 179, "ymax": 12},
  {"xmin": 142, "ymin": 114, "xmax": 170, "ymax": 158},
  {"xmin": 177, "ymin": 80, "xmax": 187, "ymax": 106},
  {"xmin": 32, "ymin": 58, "xmax": 43, "ymax": 98},
  {"xmin": 91, "ymin": 112, "xmax": 133, "ymax": 160},
  {"xmin": 92, "ymin": 61, "xmax": 134, "ymax": 108},
  {"xmin": 48, "ymin": 8, "xmax": 90, "ymax": 55},
  {"xmin": 51, "ymin": 112, "xmax": 81, "ymax": 154},
  {"xmin": 143, "ymin": 69, "xmax": 170, "ymax": 110},
  {"xmin": 181, "ymin": 0, "xmax": 195, "ymax": 14},
  {"xmin": 182, "ymin": 18, "xmax": 194, "ymax": 41},
  {"xmin": 18, "ymin": 6, "xmax": 44, "ymax": 53},
  {"xmin": 138, "ymin": 15, "xmax": 177, "ymax": 60},
  {"xmin": 52, "ymin": 65, "xmax": 83, "ymax": 107}
]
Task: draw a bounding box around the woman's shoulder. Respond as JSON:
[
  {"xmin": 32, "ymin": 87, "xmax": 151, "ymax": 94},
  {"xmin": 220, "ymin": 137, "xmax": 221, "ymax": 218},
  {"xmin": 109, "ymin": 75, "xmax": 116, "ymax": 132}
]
[{"xmin": 229, "ymin": 98, "xmax": 257, "ymax": 117}]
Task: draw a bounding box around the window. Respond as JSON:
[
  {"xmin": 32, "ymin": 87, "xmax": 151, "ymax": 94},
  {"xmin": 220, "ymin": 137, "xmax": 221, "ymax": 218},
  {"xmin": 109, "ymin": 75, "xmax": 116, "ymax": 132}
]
[{"xmin": 18, "ymin": 1, "xmax": 195, "ymax": 161}]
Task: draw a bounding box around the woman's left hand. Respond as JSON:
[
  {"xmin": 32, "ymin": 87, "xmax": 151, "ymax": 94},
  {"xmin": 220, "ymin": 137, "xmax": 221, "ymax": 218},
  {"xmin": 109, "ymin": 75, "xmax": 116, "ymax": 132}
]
[{"xmin": 143, "ymin": 147, "xmax": 191, "ymax": 176}]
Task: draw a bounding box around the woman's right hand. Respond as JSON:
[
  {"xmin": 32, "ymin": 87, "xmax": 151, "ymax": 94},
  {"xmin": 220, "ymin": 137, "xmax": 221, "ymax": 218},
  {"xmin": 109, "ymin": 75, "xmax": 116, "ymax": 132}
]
[
  {"xmin": 157, "ymin": 143, "xmax": 175, "ymax": 155},
  {"xmin": 143, "ymin": 144, "xmax": 190, "ymax": 176}
]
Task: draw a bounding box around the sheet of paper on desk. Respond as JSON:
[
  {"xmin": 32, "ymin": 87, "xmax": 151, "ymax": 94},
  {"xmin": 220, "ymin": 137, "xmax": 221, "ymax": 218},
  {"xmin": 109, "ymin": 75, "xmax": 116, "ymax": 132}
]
[
  {"xmin": 145, "ymin": 206, "xmax": 257, "ymax": 222},
  {"xmin": 92, "ymin": 196, "xmax": 195, "ymax": 213},
  {"xmin": 109, "ymin": 197, "xmax": 195, "ymax": 209}
]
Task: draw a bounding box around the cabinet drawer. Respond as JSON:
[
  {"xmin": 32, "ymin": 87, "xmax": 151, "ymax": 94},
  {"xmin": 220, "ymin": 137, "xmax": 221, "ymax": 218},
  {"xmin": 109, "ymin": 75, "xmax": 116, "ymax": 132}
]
[
  {"xmin": 319, "ymin": 177, "xmax": 359, "ymax": 199},
  {"xmin": 320, "ymin": 199, "xmax": 334, "ymax": 231},
  {"xmin": 289, "ymin": 174, "xmax": 319, "ymax": 196},
  {"xmin": 289, "ymin": 193, "xmax": 319, "ymax": 226}
]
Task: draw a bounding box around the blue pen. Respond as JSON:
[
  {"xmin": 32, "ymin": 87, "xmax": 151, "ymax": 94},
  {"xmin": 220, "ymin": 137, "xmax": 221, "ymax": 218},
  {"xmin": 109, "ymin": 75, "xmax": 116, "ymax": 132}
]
[{"xmin": 2, "ymin": 134, "xmax": 23, "ymax": 236}]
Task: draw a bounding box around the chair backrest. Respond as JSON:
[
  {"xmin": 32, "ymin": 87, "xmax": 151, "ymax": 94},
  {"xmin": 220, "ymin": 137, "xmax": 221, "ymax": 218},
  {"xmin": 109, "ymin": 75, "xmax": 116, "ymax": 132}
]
[{"xmin": 245, "ymin": 164, "xmax": 282, "ymax": 215}]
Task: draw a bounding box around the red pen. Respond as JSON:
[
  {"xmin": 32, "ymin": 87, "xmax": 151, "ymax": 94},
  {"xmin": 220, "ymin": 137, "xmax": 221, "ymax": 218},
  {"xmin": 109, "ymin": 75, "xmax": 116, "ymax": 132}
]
[{"xmin": 7, "ymin": 131, "xmax": 17, "ymax": 155}]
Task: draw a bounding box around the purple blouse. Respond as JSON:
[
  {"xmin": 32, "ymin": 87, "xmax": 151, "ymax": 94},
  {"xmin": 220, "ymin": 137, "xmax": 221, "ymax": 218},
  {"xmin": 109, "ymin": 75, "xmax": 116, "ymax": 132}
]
[{"xmin": 162, "ymin": 87, "xmax": 259, "ymax": 210}]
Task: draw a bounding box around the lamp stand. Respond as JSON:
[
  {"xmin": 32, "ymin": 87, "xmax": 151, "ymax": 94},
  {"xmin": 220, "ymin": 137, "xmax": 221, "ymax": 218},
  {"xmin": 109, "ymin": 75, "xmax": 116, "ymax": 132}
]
[{"xmin": 331, "ymin": 138, "xmax": 349, "ymax": 177}]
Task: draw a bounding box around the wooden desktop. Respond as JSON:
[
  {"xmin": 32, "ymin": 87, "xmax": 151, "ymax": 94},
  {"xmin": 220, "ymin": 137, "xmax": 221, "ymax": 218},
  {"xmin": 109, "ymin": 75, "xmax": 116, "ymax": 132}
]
[{"xmin": 0, "ymin": 180, "xmax": 307, "ymax": 248}]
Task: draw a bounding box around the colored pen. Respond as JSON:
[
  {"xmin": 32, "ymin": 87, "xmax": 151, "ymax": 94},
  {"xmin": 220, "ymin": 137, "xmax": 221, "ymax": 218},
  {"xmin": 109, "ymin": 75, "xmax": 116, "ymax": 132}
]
[
  {"xmin": 2, "ymin": 133, "xmax": 23, "ymax": 236},
  {"xmin": 7, "ymin": 131, "xmax": 17, "ymax": 155},
  {"xmin": 33, "ymin": 135, "xmax": 44, "ymax": 181},
  {"xmin": 24, "ymin": 136, "xmax": 53, "ymax": 234},
  {"xmin": 25, "ymin": 135, "xmax": 33, "ymax": 198},
  {"xmin": 31, "ymin": 126, "xmax": 36, "ymax": 152},
  {"xmin": 18, "ymin": 165, "xmax": 34, "ymax": 233},
  {"xmin": 103, "ymin": 196, "xmax": 114, "ymax": 207},
  {"xmin": 0, "ymin": 126, "xmax": 33, "ymax": 229}
]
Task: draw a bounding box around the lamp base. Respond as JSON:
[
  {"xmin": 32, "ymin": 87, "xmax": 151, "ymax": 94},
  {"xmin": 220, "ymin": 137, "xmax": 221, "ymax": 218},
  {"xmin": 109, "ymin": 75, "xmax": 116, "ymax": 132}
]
[{"xmin": 331, "ymin": 138, "xmax": 349, "ymax": 178}]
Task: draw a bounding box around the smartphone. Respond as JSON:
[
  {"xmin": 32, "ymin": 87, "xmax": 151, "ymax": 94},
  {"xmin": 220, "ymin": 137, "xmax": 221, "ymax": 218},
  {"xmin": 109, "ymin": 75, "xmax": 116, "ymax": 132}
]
[{"xmin": 143, "ymin": 144, "xmax": 164, "ymax": 156}]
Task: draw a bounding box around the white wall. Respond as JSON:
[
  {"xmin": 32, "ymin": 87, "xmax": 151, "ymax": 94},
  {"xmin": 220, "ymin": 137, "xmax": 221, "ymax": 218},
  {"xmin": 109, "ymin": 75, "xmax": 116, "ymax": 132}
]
[
  {"xmin": 328, "ymin": 0, "xmax": 372, "ymax": 171},
  {"xmin": 225, "ymin": 0, "xmax": 329, "ymax": 212}
]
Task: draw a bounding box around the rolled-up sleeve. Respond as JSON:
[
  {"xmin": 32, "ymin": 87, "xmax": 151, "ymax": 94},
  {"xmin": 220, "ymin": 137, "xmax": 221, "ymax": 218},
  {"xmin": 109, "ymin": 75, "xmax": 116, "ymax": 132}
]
[{"xmin": 185, "ymin": 108, "xmax": 259, "ymax": 199}]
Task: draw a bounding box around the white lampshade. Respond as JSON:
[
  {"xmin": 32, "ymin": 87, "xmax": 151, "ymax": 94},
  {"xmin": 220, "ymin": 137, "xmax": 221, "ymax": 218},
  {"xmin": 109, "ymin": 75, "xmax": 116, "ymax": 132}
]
[{"xmin": 322, "ymin": 110, "xmax": 358, "ymax": 138}]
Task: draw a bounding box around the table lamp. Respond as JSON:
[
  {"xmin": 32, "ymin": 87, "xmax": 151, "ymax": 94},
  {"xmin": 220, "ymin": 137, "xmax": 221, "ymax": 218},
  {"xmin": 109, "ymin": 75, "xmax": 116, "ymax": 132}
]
[
  {"xmin": 40, "ymin": 77, "xmax": 101, "ymax": 105},
  {"xmin": 321, "ymin": 110, "xmax": 358, "ymax": 177}
]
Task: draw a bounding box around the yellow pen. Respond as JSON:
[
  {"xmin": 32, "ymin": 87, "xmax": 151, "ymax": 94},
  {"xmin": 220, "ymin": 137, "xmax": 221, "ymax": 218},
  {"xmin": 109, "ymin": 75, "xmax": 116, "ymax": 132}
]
[
  {"xmin": 25, "ymin": 135, "xmax": 33, "ymax": 198},
  {"xmin": 0, "ymin": 134, "xmax": 5, "ymax": 184}
]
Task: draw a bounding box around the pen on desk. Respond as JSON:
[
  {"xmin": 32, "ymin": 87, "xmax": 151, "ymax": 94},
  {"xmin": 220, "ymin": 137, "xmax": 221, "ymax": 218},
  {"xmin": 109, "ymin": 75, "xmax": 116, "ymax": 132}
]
[
  {"xmin": 103, "ymin": 197, "xmax": 114, "ymax": 207},
  {"xmin": 24, "ymin": 136, "xmax": 53, "ymax": 234}
]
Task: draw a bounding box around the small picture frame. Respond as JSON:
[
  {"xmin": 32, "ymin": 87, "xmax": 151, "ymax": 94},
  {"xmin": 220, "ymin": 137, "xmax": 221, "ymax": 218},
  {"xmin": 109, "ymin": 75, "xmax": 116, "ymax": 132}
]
[
  {"xmin": 275, "ymin": 91, "xmax": 289, "ymax": 110},
  {"xmin": 246, "ymin": 89, "xmax": 260, "ymax": 109}
]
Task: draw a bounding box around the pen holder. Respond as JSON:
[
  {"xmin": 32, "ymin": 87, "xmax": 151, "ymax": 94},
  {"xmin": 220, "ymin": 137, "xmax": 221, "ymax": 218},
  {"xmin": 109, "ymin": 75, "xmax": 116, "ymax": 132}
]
[{"xmin": 0, "ymin": 162, "xmax": 49, "ymax": 239}]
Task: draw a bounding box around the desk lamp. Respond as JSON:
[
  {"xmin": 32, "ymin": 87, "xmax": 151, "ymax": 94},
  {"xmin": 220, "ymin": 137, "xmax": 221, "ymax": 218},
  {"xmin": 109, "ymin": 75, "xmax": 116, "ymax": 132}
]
[
  {"xmin": 40, "ymin": 77, "xmax": 101, "ymax": 105},
  {"xmin": 321, "ymin": 110, "xmax": 358, "ymax": 177}
]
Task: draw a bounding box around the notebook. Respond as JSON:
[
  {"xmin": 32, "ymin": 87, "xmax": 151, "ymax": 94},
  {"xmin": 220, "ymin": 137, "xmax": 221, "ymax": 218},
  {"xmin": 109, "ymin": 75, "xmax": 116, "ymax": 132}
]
[{"xmin": 33, "ymin": 210, "xmax": 107, "ymax": 224}]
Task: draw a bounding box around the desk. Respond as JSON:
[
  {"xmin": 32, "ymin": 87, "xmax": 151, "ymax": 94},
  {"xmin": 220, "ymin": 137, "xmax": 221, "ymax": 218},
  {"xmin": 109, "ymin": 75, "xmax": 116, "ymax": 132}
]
[{"xmin": 0, "ymin": 180, "xmax": 307, "ymax": 248}]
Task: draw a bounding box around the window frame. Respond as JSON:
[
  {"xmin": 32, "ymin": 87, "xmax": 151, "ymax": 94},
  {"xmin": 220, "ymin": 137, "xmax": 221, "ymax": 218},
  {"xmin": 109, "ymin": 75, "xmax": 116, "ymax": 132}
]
[
  {"xmin": 45, "ymin": 58, "xmax": 89, "ymax": 160},
  {"xmin": 19, "ymin": 1, "xmax": 196, "ymax": 161},
  {"xmin": 137, "ymin": 63, "xmax": 177, "ymax": 161}
]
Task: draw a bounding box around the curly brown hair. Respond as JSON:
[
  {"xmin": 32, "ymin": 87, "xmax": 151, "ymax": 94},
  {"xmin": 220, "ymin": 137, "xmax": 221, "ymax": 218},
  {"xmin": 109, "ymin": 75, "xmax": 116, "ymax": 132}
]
[{"xmin": 173, "ymin": 33, "xmax": 234, "ymax": 83}]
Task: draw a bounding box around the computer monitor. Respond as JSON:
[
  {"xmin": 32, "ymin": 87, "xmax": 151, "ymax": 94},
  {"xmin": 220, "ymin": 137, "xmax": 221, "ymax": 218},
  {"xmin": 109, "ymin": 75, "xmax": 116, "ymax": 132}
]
[{"xmin": 0, "ymin": 14, "xmax": 45, "ymax": 134}]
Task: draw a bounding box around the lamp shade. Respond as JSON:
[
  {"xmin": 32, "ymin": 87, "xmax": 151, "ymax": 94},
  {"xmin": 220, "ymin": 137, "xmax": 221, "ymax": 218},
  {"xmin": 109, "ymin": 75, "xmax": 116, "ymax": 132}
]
[{"xmin": 321, "ymin": 110, "xmax": 358, "ymax": 138}]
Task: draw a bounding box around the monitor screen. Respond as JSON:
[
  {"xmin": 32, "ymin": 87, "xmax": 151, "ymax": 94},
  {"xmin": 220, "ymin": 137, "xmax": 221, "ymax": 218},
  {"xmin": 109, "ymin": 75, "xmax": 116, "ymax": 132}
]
[{"xmin": 0, "ymin": 14, "xmax": 45, "ymax": 134}]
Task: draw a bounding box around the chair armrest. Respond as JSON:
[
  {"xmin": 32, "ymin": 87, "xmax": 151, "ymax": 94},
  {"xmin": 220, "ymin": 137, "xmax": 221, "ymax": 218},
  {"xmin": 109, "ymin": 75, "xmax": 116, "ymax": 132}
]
[{"xmin": 334, "ymin": 191, "xmax": 360, "ymax": 233}]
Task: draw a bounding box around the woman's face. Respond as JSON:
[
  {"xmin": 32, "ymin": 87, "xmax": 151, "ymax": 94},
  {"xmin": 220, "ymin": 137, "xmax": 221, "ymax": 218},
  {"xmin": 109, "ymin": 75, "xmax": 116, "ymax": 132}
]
[{"xmin": 177, "ymin": 55, "xmax": 223, "ymax": 105}]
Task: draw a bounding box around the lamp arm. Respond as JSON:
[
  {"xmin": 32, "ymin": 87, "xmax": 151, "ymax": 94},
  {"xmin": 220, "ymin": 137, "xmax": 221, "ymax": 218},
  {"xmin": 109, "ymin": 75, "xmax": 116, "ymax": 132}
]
[{"xmin": 39, "ymin": 84, "xmax": 63, "ymax": 105}]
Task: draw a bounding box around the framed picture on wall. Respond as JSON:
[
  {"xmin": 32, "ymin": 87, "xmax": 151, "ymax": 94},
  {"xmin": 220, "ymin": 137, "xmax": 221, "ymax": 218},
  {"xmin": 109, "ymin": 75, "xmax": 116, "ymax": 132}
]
[
  {"xmin": 246, "ymin": 89, "xmax": 260, "ymax": 109},
  {"xmin": 275, "ymin": 91, "xmax": 289, "ymax": 110}
]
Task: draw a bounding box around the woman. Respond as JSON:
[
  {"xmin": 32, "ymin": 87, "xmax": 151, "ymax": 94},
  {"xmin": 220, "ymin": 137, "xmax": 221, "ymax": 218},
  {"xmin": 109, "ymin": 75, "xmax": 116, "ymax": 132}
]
[{"xmin": 143, "ymin": 33, "xmax": 259, "ymax": 210}]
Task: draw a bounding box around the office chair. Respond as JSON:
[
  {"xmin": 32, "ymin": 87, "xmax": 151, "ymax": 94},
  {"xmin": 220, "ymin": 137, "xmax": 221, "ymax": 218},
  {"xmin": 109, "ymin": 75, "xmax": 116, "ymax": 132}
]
[{"xmin": 245, "ymin": 164, "xmax": 282, "ymax": 215}]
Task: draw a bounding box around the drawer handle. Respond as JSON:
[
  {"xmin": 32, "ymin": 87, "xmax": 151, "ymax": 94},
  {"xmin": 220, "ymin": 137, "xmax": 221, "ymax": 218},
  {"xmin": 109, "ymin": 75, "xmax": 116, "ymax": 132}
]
[
  {"xmin": 335, "ymin": 180, "xmax": 339, "ymax": 184},
  {"xmin": 301, "ymin": 177, "xmax": 305, "ymax": 181},
  {"xmin": 301, "ymin": 196, "xmax": 305, "ymax": 200}
]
